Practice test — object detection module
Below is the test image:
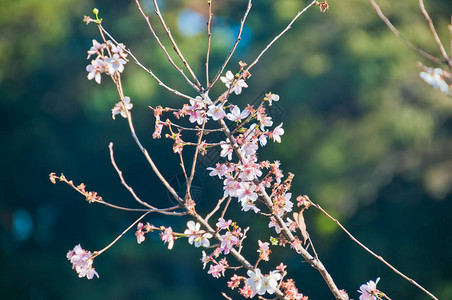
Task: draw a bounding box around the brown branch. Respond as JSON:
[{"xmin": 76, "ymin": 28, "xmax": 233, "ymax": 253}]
[
  {"xmin": 419, "ymin": 0, "xmax": 451, "ymax": 66},
  {"xmin": 92, "ymin": 211, "xmax": 152, "ymax": 258},
  {"xmin": 218, "ymin": 119, "xmax": 346, "ymax": 300},
  {"xmin": 207, "ymin": 0, "xmax": 253, "ymax": 91},
  {"xmin": 152, "ymin": 0, "xmax": 203, "ymax": 91},
  {"xmin": 134, "ymin": 0, "xmax": 201, "ymax": 92},
  {"xmin": 245, "ymin": 0, "xmax": 317, "ymax": 73},
  {"xmin": 113, "ymin": 77, "xmax": 185, "ymax": 206},
  {"xmin": 109, "ymin": 142, "xmax": 185, "ymax": 215},
  {"xmin": 206, "ymin": 0, "xmax": 213, "ymax": 86},
  {"xmin": 369, "ymin": 0, "xmax": 443, "ymax": 65},
  {"xmin": 310, "ymin": 201, "xmax": 438, "ymax": 300},
  {"xmin": 98, "ymin": 24, "xmax": 195, "ymax": 101}
]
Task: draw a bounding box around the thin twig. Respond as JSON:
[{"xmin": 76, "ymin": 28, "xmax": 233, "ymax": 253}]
[
  {"xmin": 311, "ymin": 201, "xmax": 438, "ymax": 300},
  {"xmin": 152, "ymin": 0, "xmax": 203, "ymax": 91},
  {"xmin": 207, "ymin": 0, "xmax": 253, "ymax": 91},
  {"xmin": 245, "ymin": 0, "xmax": 317, "ymax": 73},
  {"xmin": 418, "ymin": 0, "xmax": 451, "ymax": 66},
  {"xmin": 99, "ymin": 24, "xmax": 195, "ymax": 101},
  {"xmin": 109, "ymin": 142, "xmax": 184, "ymax": 215},
  {"xmin": 114, "ymin": 77, "xmax": 185, "ymax": 205},
  {"xmin": 92, "ymin": 211, "xmax": 152, "ymax": 258},
  {"xmin": 134, "ymin": 0, "xmax": 201, "ymax": 91},
  {"xmin": 206, "ymin": 195, "xmax": 228, "ymax": 221},
  {"xmin": 206, "ymin": 0, "xmax": 213, "ymax": 86},
  {"xmin": 368, "ymin": 0, "xmax": 443, "ymax": 65},
  {"xmin": 186, "ymin": 118, "xmax": 208, "ymax": 199},
  {"xmin": 110, "ymin": 142, "xmax": 158, "ymax": 210}
]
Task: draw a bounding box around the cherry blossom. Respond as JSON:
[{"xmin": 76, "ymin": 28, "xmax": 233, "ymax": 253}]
[
  {"xmin": 420, "ymin": 68, "xmax": 451, "ymax": 96},
  {"xmin": 262, "ymin": 271, "xmax": 282, "ymax": 295},
  {"xmin": 246, "ymin": 269, "xmax": 264, "ymax": 296},
  {"xmin": 105, "ymin": 53, "xmax": 127, "ymax": 74},
  {"xmin": 86, "ymin": 58, "xmax": 105, "ymax": 84},
  {"xmin": 67, "ymin": 244, "xmax": 99, "ymax": 279},
  {"xmin": 264, "ymin": 92, "xmax": 280, "ymax": 106},
  {"xmin": 207, "ymin": 259, "xmax": 228, "ymax": 278},
  {"xmin": 258, "ymin": 240, "xmax": 271, "ymax": 261},
  {"xmin": 223, "ymin": 177, "xmax": 240, "ymax": 198},
  {"xmin": 187, "ymin": 96, "xmax": 208, "ymax": 125},
  {"xmin": 219, "ymin": 231, "xmax": 239, "ymax": 254},
  {"xmin": 160, "ymin": 227, "xmax": 175, "ymax": 250},
  {"xmin": 269, "ymin": 123, "xmax": 284, "ymax": 143},
  {"xmin": 184, "ymin": 220, "xmax": 213, "ymax": 248},
  {"xmin": 227, "ymin": 105, "xmax": 250, "ymax": 122},
  {"xmin": 135, "ymin": 222, "xmax": 146, "ymax": 244},
  {"xmin": 206, "ymin": 103, "xmax": 226, "ymax": 120},
  {"xmin": 220, "ymin": 140, "xmax": 234, "ymax": 161},
  {"xmin": 112, "ymin": 96, "xmax": 133, "ymax": 119},
  {"xmin": 237, "ymin": 182, "xmax": 258, "ymax": 204},
  {"xmin": 87, "ymin": 39, "xmax": 105, "ymax": 59},
  {"xmin": 220, "ymin": 70, "xmax": 248, "ymax": 95},
  {"xmin": 216, "ymin": 218, "xmax": 232, "ymax": 230},
  {"xmin": 358, "ymin": 277, "xmax": 380, "ymax": 300}
]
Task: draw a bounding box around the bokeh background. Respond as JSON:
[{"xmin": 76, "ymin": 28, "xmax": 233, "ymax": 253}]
[{"xmin": 1, "ymin": 0, "xmax": 452, "ymax": 299}]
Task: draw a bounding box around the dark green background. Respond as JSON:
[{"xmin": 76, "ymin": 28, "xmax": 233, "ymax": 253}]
[{"xmin": 1, "ymin": 0, "xmax": 451, "ymax": 299}]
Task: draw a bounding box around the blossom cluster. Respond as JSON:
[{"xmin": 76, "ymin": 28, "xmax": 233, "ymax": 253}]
[
  {"xmin": 201, "ymin": 218, "xmax": 244, "ymax": 278},
  {"xmin": 67, "ymin": 244, "xmax": 99, "ymax": 279},
  {"xmin": 419, "ymin": 67, "xmax": 452, "ymax": 96},
  {"xmin": 86, "ymin": 39, "xmax": 128, "ymax": 84},
  {"xmin": 358, "ymin": 277, "xmax": 381, "ymax": 300}
]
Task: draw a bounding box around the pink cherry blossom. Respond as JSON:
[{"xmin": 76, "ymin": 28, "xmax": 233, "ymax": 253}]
[
  {"xmin": 220, "ymin": 140, "xmax": 234, "ymax": 161},
  {"xmin": 358, "ymin": 277, "xmax": 380, "ymax": 300},
  {"xmin": 67, "ymin": 244, "xmax": 99, "ymax": 279},
  {"xmin": 86, "ymin": 58, "xmax": 105, "ymax": 84},
  {"xmin": 227, "ymin": 105, "xmax": 250, "ymax": 122},
  {"xmin": 87, "ymin": 39, "xmax": 106, "ymax": 59},
  {"xmin": 105, "ymin": 53, "xmax": 127, "ymax": 74},
  {"xmin": 112, "ymin": 96, "xmax": 133, "ymax": 119},
  {"xmin": 220, "ymin": 70, "xmax": 248, "ymax": 95},
  {"xmin": 184, "ymin": 220, "xmax": 213, "ymax": 248},
  {"xmin": 219, "ymin": 231, "xmax": 239, "ymax": 254},
  {"xmin": 216, "ymin": 218, "xmax": 232, "ymax": 230},
  {"xmin": 264, "ymin": 92, "xmax": 280, "ymax": 106},
  {"xmin": 269, "ymin": 123, "xmax": 284, "ymax": 143},
  {"xmin": 160, "ymin": 227, "xmax": 175, "ymax": 250},
  {"xmin": 206, "ymin": 103, "xmax": 226, "ymax": 121}
]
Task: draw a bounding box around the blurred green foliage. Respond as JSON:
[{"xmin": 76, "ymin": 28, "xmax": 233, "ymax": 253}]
[{"xmin": 1, "ymin": 0, "xmax": 451, "ymax": 299}]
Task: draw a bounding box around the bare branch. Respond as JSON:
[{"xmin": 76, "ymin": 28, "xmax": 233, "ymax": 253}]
[
  {"xmin": 369, "ymin": 0, "xmax": 443, "ymax": 65},
  {"xmin": 109, "ymin": 142, "xmax": 185, "ymax": 215},
  {"xmin": 92, "ymin": 211, "xmax": 152, "ymax": 258},
  {"xmin": 99, "ymin": 24, "xmax": 196, "ymax": 101},
  {"xmin": 208, "ymin": 0, "xmax": 253, "ymax": 91},
  {"xmin": 245, "ymin": 0, "xmax": 317, "ymax": 73},
  {"xmin": 206, "ymin": 0, "xmax": 213, "ymax": 86},
  {"xmin": 134, "ymin": 0, "xmax": 201, "ymax": 92},
  {"xmin": 419, "ymin": 0, "xmax": 451, "ymax": 66},
  {"xmin": 152, "ymin": 0, "xmax": 203, "ymax": 91},
  {"xmin": 311, "ymin": 201, "xmax": 438, "ymax": 300}
]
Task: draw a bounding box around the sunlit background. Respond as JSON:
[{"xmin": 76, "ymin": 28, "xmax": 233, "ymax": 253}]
[{"xmin": 1, "ymin": 0, "xmax": 452, "ymax": 299}]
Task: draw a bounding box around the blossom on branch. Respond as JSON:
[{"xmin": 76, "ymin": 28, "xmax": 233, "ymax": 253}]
[
  {"xmin": 419, "ymin": 67, "xmax": 452, "ymax": 96},
  {"xmin": 358, "ymin": 277, "xmax": 381, "ymax": 300},
  {"xmin": 86, "ymin": 58, "xmax": 105, "ymax": 84},
  {"xmin": 160, "ymin": 227, "xmax": 175, "ymax": 250},
  {"xmin": 207, "ymin": 103, "xmax": 226, "ymax": 120},
  {"xmin": 67, "ymin": 244, "xmax": 99, "ymax": 279},
  {"xmin": 112, "ymin": 96, "xmax": 133, "ymax": 119},
  {"xmin": 221, "ymin": 70, "xmax": 248, "ymax": 95},
  {"xmin": 184, "ymin": 221, "xmax": 213, "ymax": 248}
]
